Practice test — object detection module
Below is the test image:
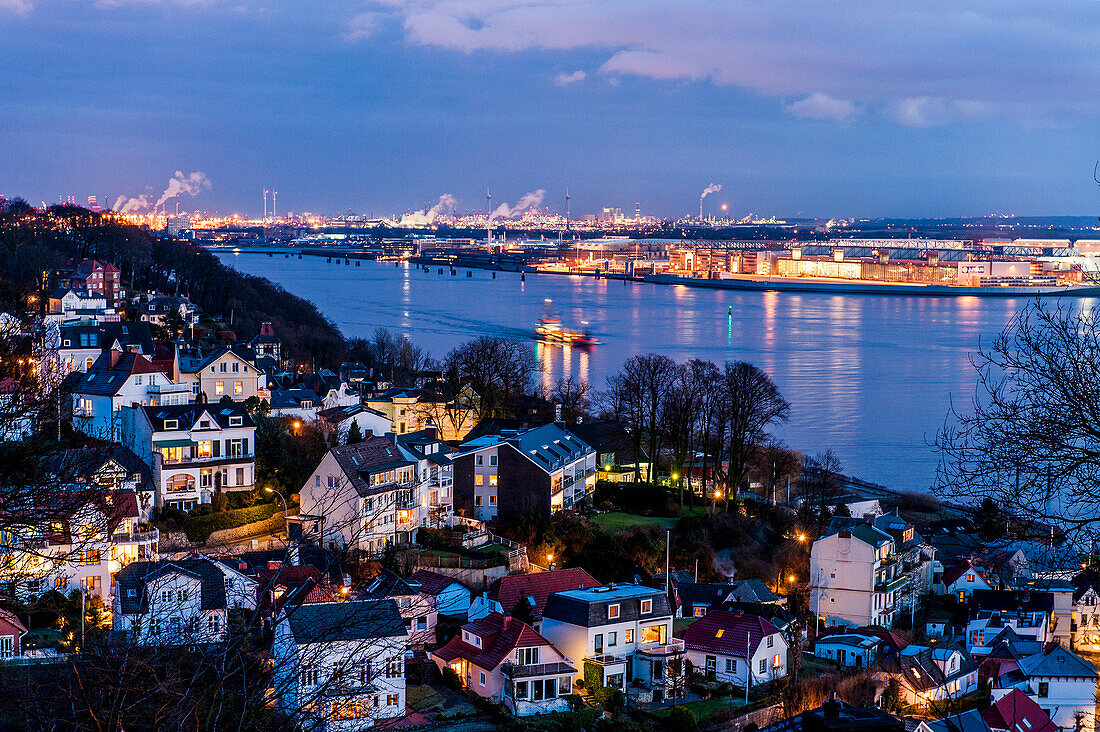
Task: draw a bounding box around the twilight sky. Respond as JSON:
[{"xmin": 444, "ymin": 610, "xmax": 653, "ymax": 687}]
[{"xmin": 2, "ymin": 0, "xmax": 1100, "ymax": 219}]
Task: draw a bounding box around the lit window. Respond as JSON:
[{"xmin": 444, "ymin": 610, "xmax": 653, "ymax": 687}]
[
  {"xmin": 608, "ymin": 604, "xmax": 620, "ymax": 620},
  {"xmin": 489, "ymin": 475, "xmax": 498, "ymax": 487},
  {"xmin": 215, "ymin": 382, "xmax": 224, "ymax": 395},
  {"xmin": 640, "ymin": 599, "xmax": 652, "ymax": 615},
  {"xmin": 233, "ymin": 381, "xmax": 243, "ymax": 395},
  {"xmin": 475, "ymin": 475, "xmax": 483, "ymax": 486}
]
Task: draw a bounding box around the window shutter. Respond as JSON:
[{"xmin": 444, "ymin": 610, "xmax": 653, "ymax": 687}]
[
  {"xmin": 242, "ymin": 438, "xmax": 249, "ymax": 455},
  {"xmin": 213, "ymin": 441, "xmax": 220, "ymax": 457}
]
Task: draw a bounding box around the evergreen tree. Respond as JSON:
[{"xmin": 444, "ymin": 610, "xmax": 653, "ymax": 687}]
[{"xmin": 345, "ymin": 421, "xmax": 364, "ymax": 445}]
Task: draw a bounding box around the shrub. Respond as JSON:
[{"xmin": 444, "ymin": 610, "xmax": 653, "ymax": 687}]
[
  {"xmin": 664, "ymin": 706, "xmax": 697, "ymax": 731},
  {"xmin": 160, "ymin": 503, "xmax": 280, "ymax": 542}
]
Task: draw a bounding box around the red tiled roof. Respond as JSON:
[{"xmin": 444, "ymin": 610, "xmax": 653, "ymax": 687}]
[
  {"xmin": 490, "ymin": 567, "xmax": 599, "ymax": 619},
  {"xmin": 432, "ymin": 613, "xmax": 555, "ymax": 671},
  {"xmin": 983, "ymin": 689, "xmax": 1057, "ymax": 732},
  {"xmin": 944, "ymin": 561, "xmax": 986, "ymax": 588},
  {"xmin": 410, "ymin": 569, "xmax": 462, "ymax": 596},
  {"xmin": 683, "ymin": 610, "xmax": 780, "ymax": 658}
]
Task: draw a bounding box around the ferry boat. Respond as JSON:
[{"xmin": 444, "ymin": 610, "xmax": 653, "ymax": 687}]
[{"xmin": 535, "ymin": 299, "xmax": 599, "ymax": 346}]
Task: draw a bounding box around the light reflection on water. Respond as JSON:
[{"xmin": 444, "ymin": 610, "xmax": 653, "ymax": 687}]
[{"xmin": 221, "ymin": 254, "xmax": 1034, "ymax": 492}]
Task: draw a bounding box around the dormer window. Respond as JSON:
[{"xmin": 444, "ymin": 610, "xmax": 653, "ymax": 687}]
[
  {"xmin": 608, "ymin": 603, "xmax": 620, "ymax": 620},
  {"xmin": 164, "ymin": 419, "xmax": 178, "ymax": 430},
  {"xmin": 229, "ymin": 416, "xmax": 243, "ymax": 427},
  {"xmin": 640, "ymin": 599, "xmax": 652, "ymax": 615}
]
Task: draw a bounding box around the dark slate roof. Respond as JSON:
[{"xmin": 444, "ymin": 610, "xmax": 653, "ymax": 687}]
[
  {"xmin": 72, "ymin": 352, "xmax": 165, "ymax": 396},
  {"xmin": 100, "ymin": 322, "xmax": 155, "ymax": 355},
  {"xmin": 880, "ymin": 645, "xmax": 978, "ymax": 692},
  {"xmin": 1017, "ymin": 645, "xmax": 1097, "ymax": 679},
  {"xmin": 458, "ymin": 422, "xmax": 593, "ymax": 474},
  {"xmin": 925, "ymin": 709, "xmax": 992, "ymax": 732},
  {"xmin": 268, "ymin": 388, "xmax": 321, "ymax": 409},
  {"xmin": 683, "ymin": 611, "xmax": 782, "ymax": 658},
  {"xmin": 364, "ymin": 569, "xmax": 421, "ymax": 599},
  {"xmin": 45, "ymin": 445, "xmax": 155, "ymax": 493},
  {"xmin": 678, "ymin": 581, "xmax": 739, "ymax": 609},
  {"xmin": 542, "ymin": 583, "xmax": 671, "ymax": 627},
  {"xmin": 328, "ymin": 436, "xmax": 418, "ymax": 497},
  {"xmin": 141, "ymin": 402, "xmax": 253, "ymax": 432},
  {"xmin": 115, "ymin": 557, "xmax": 230, "ymax": 615},
  {"xmin": 567, "ymin": 421, "xmax": 650, "ymax": 464},
  {"xmin": 972, "ymin": 590, "xmax": 1053, "ymax": 614},
  {"xmin": 285, "ymin": 600, "xmax": 406, "ymax": 644},
  {"xmin": 409, "ymin": 569, "xmax": 465, "ymax": 597}
]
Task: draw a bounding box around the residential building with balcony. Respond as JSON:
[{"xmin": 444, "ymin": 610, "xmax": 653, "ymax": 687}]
[
  {"xmin": 272, "ymin": 599, "xmax": 408, "ymax": 730},
  {"xmin": 451, "ymin": 422, "xmax": 596, "ymax": 522},
  {"xmin": 431, "ymin": 613, "xmax": 576, "ymax": 716},
  {"xmin": 120, "ymin": 402, "xmax": 256, "ymax": 511},
  {"xmin": 68, "ymin": 349, "xmax": 185, "ymax": 441},
  {"xmin": 684, "ymin": 611, "xmax": 789, "ymax": 688},
  {"xmin": 114, "ymin": 555, "xmax": 257, "ymax": 645},
  {"xmin": 540, "ymin": 583, "xmax": 686, "ymax": 703},
  {"xmin": 966, "ymin": 591, "xmax": 1054, "ymax": 655},
  {"xmin": 298, "ymin": 432, "xmax": 453, "ymax": 556},
  {"xmin": 1073, "ymin": 586, "xmax": 1100, "ymax": 652},
  {"xmin": 1, "ymin": 489, "xmax": 157, "ymax": 602},
  {"xmin": 810, "ymin": 516, "xmax": 935, "ymax": 630},
  {"xmin": 60, "ymin": 258, "xmax": 121, "ymax": 306}
]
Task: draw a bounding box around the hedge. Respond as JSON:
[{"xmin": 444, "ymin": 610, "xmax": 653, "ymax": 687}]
[{"xmin": 160, "ymin": 503, "xmax": 280, "ymax": 543}]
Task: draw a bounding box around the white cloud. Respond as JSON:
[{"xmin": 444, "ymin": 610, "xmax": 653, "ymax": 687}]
[
  {"xmin": 886, "ymin": 97, "xmax": 991, "ymax": 127},
  {"xmin": 554, "ymin": 69, "xmax": 586, "ymax": 86},
  {"xmin": 344, "ymin": 12, "xmax": 380, "ymax": 42},
  {"xmin": 0, "ymin": 0, "xmax": 33, "ymax": 14},
  {"xmin": 785, "ymin": 93, "xmax": 860, "ymax": 123},
  {"xmin": 370, "ymin": 0, "xmax": 1100, "ymax": 126}
]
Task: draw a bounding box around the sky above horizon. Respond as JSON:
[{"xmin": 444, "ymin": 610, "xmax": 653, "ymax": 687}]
[{"xmin": 3, "ymin": 1, "xmax": 1100, "ymax": 219}]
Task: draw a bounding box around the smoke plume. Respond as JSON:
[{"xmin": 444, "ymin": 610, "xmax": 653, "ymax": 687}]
[
  {"xmin": 398, "ymin": 193, "xmax": 457, "ymax": 226},
  {"xmin": 112, "ymin": 170, "xmax": 211, "ymax": 214},
  {"xmin": 488, "ymin": 189, "xmax": 546, "ymax": 223},
  {"xmin": 700, "ymin": 183, "xmax": 722, "ymax": 200}
]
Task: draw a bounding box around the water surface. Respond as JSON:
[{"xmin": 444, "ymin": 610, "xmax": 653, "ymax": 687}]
[{"xmin": 219, "ymin": 253, "xmax": 1034, "ymax": 492}]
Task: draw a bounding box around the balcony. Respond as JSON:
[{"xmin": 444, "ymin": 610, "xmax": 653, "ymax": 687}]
[
  {"xmin": 503, "ymin": 661, "xmax": 577, "ymax": 678},
  {"xmin": 161, "ymin": 452, "xmax": 253, "ymax": 466},
  {"xmin": 875, "ymin": 576, "xmax": 905, "ymax": 593},
  {"xmin": 111, "ymin": 529, "xmax": 160, "ymax": 545},
  {"xmin": 636, "ymin": 638, "xmax": 685, "ymax": 656},
  {"xmin": 146, "ymin": 382, "xmax": 190, "ymax": 395}
]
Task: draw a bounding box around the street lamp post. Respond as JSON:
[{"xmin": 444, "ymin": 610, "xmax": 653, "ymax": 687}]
[{"xmin": 264, "ymin": 487, "xmax": 289, "ymax": 540}]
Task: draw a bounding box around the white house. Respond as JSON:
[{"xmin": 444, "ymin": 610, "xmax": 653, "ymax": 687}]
[
  {"xmin": 992, "ymin": 645, "xmax": 1098, "ymax": 732},
  {"xmin": 114, "ymin": 556, "xmax": 257, "ymax": 645},
  {"xmin": 316, "ymin": 404, "xmax": 391, "ymax": 446},
  {"xmin": 1073, "ymin": 586, "xmax": 1100, "ymax": 652},
  {"xmin": 813, "ymin": 631, "xmax": 880, "ymax": 669},
  {"xmin": 541, "ymin": 583, "xmax": 685, "ymax": 703},
  {"xmin": 69, "ymin": 349, "xmax": 187, "ymax": 441},
  {"xmin": 364, "ymin": 570, "xmax": 439, "ymax": 649},
  {"xmin": 272, "ymin": 599, "xmax": 408, "ymax": 730},
  {"xmin": 298, "ymin": 434, "xmax": 453, "ymax": 556},
  {"xmin": 683, "ymin": 611, "xmax": 789, "ymax": 687},
  {"xmin": 945, "ymin": 560, "xmax": 993, "ymax": 601},
  {"xmin": 121, "ymin": 402, "xmax": 256, "ymax": 511}
]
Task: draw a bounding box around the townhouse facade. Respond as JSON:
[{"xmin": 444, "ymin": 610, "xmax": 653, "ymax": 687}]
[
  {"xmin": 991, "ymin": 645, "xmax": 1098, "ymax": 732},
  {"xmin": 810, "ymin": 517, "xmax": 935, "ymax": 629},
  {"xmin": 451, "ymin": 422, "xmax": 596, "ymax": 522},
  {"xmin": 273, "ymin": 600, "xmax": 408, "ymax": 730},
  {"xmin": 176, "ymin": 346, "xmax": 264, "ymax": 402},
  {"xmin": 298, "ymin": 433, "xmax": 453, "ymax": 556},
  {"xmin": 121, "ymin": 402, "xmax": 256, "ymax": 511},
  {"xmin": 113, "ymin": 556, "xmax": 256, "ymax": 644},
  {"xmin": 541, "ymin": 583, "xmax": 686, "ymax": 703}
]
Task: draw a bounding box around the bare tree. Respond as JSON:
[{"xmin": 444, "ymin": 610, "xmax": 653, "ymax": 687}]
[
  {"xmin": 752, "ymin": 438, "xmax": 803, "ymax": 505},
  {"xmin": 544, "ymin": 375, "xmax": 590, "ymax": 424},
  {"xmin": 605, "ymin": 354, "xmax": 677, "ymax": 484},
  {"xmin": 935, "ymin": 299, "xmax": 1100, "ymax": 549},
  {"xmin": 718, "ymin": 361, "xmax": 791, "ymax": 507},
  {"xmin": 444, "ymin": 337, "xmax": 535, "ymax": 421}
]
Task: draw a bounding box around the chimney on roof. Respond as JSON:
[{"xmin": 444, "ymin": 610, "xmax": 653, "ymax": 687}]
[
  {"xmin": 260, "ymin": 321, "xmax": 274, "ymax": 336},
  {"xmin": 109, "ymin": 347, "xmax": 122, "ymax": 369},
  {"xmin": 502, "ymin": 615, "xmax": 510, "ymax": 629},
  {"xmin": 823, "ymin": 693, "xmax": 841, "ymax": 719},
  {"xmin": 267, "ymin": 560, "xmax": 283, "ymax": 571}
]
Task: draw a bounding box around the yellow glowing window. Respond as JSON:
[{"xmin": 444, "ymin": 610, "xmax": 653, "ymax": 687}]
[
  {"xmin": 641, "ymin": 626, "xmax": 662, "ymax": 644},
  {"xmin": 475, "ymin": 475, "xmax": 484, "ymax": 486},
  {"xmin": 490, "ymin": 475, "xmax": 498, "ymax": 486},
  {"xmin": 715, "ymin": 629, "xmax": 724, "ymax": 638},
  {"xmin": 215, "ymin": 381, "xmax": 224, "ymax": 395},
  {"xmin": 233, "ymin": 381, "xmax": 243, "ymax": 395},
  {"xmin": 197, "ymin": 441, "xmax": 212, "ymax": 458}
]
